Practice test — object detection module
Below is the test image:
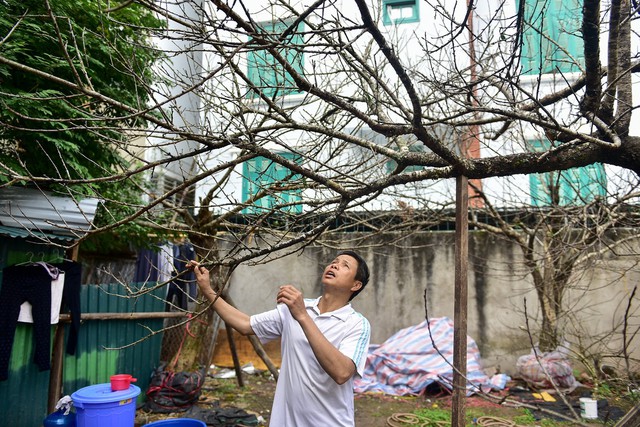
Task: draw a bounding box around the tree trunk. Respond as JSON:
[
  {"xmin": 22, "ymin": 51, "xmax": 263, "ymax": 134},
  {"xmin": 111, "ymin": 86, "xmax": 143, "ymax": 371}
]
[
  {"xmin": 164, "ymin": 232, "xmax": 223, "ymax": 373},
  {"xmin": 538, "ymin": 300, "xmax": 559, "ymax": 352}
]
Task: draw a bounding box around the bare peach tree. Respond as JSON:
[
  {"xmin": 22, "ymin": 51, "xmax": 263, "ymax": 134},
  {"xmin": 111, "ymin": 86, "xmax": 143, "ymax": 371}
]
[{"xmin": 1, "ymin": 0, "xmax": 639, "ymax": 370}]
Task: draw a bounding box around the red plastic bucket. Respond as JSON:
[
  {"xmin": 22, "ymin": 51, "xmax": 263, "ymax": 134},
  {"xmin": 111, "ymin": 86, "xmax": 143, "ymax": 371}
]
[{"xmin": 110, "ymin": 374, "xmax": 137, "ymax": 391}]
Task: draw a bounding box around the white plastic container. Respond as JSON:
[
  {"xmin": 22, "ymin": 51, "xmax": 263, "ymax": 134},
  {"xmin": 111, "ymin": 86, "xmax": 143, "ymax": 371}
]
[{"xmin": 579, "ymin": 397, "xmax": 598, "ymax": 419}]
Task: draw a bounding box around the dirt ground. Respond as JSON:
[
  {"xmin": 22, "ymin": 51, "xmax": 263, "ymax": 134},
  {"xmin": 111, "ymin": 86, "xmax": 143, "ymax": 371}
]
[
  {"xmin": 134, "ymin": 368, "xmax": 632, "ymax": 426},
  {"xmin": 135, "ymin": 371, "xmax": 463, "ymax": 426},
  {"xmin": 135, "ymin": 332, "xmax": 632, "ymax": 426}
]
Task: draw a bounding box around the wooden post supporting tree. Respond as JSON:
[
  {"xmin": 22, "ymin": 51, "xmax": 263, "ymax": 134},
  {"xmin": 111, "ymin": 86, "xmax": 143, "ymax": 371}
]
[
  {"xmin": 451, "ymin": 4, "xmax": 477, "ymax": 423},
  {"xmin": 451, "ymin": 174, "xmax": 469, "ymax": 427}
]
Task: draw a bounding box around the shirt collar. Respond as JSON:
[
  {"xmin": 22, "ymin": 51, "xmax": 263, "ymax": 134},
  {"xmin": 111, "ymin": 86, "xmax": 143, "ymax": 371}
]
[{"xmin": 306, "ymin": 296, "xmax": 354, "ymax": 321}]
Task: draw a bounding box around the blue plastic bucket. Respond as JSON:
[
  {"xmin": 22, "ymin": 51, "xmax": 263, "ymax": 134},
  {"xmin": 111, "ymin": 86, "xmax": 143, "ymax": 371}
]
[
  {"xmin": 71, "ymin": 383, "xmax": 141, "ymax": 427},
  {"xmin": 144, "ymin": 420, "xmax": 206, "ymax": 427}
]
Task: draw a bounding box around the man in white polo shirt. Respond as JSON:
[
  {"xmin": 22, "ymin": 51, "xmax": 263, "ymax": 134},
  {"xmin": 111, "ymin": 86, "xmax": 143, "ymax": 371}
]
[{"xmin": 190, "ymin": 250, "xmax": 371, "ymax": 426}]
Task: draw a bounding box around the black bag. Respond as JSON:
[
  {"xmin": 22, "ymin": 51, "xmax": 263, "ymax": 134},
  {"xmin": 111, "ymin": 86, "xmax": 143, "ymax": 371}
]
[
  {"xmin": 144, "ymin": 367, "xmax": 205, "ymax": 413},
  {"xmin": 185, "ymin": 405, "xmax": 260, "ymax": 426}
]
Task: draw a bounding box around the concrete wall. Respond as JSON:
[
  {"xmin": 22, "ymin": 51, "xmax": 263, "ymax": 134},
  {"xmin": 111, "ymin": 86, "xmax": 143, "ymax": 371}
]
[{"xmin": 223, "ymin": 230, "xmax": 640, "ymax": 375}]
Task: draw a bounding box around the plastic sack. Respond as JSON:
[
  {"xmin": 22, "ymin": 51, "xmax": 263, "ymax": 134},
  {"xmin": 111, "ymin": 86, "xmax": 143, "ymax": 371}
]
[
  {"xmin": 516, "ymin": 344, "xmax": 578, "ymax": 390},
  {"xmin": 144, "ymin": 367, "xmax": 205, "ymax": 413}
]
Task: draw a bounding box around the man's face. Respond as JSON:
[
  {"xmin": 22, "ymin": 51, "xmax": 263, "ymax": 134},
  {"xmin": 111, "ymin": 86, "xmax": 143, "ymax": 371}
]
[{"xmin": 322, "ymin": 254, "xmax": 361, "ymax": 292}]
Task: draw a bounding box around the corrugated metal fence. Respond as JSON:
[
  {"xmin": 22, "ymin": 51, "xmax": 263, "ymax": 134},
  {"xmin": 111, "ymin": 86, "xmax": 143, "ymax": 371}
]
[
  {"xmin": 0, "ymin": 242, "xmax": 165, "ymax": 427},
  {"xmin": 61, "ymin": 282, "xmax": 165, "ymax": 402}
]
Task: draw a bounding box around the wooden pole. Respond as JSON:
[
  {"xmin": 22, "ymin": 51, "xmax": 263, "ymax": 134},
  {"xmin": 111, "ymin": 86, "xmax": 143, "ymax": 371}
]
[
  {"xmin": 465, "ymin": 0, "xmax": 483, "ymax": 208},
  {"xmin": 614, "ymin": 401, "xmax": 640, "ymax": 427},
  {"xmin": 451, "ymin": 174, "xmax": 469, "ymax": 427},
  {"xmin": 225, "ymin": 323, "xmax": 245, "ymax": 387},
  {"xmin": 224, "ymin": 295, "xmax": 279, "ymax": 380},
  {"xmin": 59, "ymin": 311, "xmax": 188, "ymax": 321},
  {"xmin": 451, "ymin": 2, "xmax": 477, "ymax": 423},
  {"xmin": 47, "ymin": 324, "xmax": 65, "ymax": 414},
  {"xmin": 47, "ymin": 245, "xmax": 79, "ymax": 414}
]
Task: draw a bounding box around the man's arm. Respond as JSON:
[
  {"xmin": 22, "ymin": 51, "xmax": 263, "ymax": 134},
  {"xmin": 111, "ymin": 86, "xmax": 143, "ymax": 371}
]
[
  {"xmin": 190, "ymin": 262, "xmax": 254, "ymax": 336},
  {"xmin": 298, "ymin": 315, "xmax": 357, "ymax": 385},
  {"xmin": 277, "ymin": 285, "xmax": 357, "ymax": 385}
]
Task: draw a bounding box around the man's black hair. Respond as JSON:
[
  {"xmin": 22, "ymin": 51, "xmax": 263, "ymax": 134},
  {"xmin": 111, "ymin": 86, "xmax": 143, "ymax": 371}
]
[{"xmin": 337, "ymin": 250, "xmax": 370, "ymax": 300}]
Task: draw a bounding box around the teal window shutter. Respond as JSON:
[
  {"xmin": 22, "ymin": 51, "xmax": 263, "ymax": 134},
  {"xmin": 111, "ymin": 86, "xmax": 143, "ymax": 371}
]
[
  {"xmin": 528, "ymin": 139, "xmax": 606, "ymax": 206},
  {"xmin": 242, "ymin": 153, "xmax": 303, "ymax": 214},
  {"xmin": 247, "ymin": 21, "xmax": 304, "ymax": 98},
  {"xmin": 521, "ymin": 0, "xmax": 584, "ymax": 75},
  {"xmin": 382, "ymin": 0, "xmax": 419, "ymax": 25},
  {"xmin": 242, "ymin": 156, "xmax": 267, "ymax": 212},
  {"xmin": 559, "ymin": 163, "xmax": 607, "ymax": 204}
]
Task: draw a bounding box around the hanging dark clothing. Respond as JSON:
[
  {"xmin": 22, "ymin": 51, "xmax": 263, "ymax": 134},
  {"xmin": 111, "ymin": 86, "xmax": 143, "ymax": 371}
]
[
  {"xmin": 135, "ymin": 248, "xmax": 160, "ymax": 284},
  {"xmin": 54, "ymin": 260, "xmax": 82, "ymax": 355},
  {"xmin": 165, "ymin": 243, "xmax": 196, "ymax": 311},
  {"xmin": 0, "ymin": 264, "xmax": 57, "ymax": 381}
]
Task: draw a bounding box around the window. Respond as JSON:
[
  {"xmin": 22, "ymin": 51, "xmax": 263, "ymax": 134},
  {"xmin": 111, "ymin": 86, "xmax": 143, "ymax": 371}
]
[
  {"xmin": 383, "ymin": 0, "xmax": 419, "ymax": 26},
  {"xmin": 521, "ymin": 0, "xmax": 584, "ymax": 74},
  {"xmin": 246, "ymin": 21, "xmax": 304, "ymax": 98},
  {"xmin": 149, "ymin": 172, "xmax": 196, "ymax": 215},
  {"xmin": 241, "ymin": 153, "xmax": 302, "ymax": 214},
  {"xmin": 528, "ymin": 139, "xmax": 606, "ymax": 206}
]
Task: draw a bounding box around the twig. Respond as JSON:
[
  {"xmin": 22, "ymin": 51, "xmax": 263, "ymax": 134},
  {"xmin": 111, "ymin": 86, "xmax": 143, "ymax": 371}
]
[{"xmin": 622, "ymin": 286, "xmax": 638, "ymax": 378}]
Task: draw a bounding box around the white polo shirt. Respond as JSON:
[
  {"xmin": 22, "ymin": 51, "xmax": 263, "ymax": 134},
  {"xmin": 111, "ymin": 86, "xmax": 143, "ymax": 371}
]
[{"xmin": 250, "ymin": 297, "xmax": 370, "ymax": 427}]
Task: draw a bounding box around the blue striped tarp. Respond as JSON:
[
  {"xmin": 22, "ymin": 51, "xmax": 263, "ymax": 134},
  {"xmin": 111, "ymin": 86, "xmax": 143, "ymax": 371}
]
[{"xmin": 354, "ymin": 317, "xmax": 510, "ymax": 396}]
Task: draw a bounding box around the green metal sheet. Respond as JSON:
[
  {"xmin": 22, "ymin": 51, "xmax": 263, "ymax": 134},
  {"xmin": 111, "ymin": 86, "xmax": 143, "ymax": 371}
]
[{"xmin": 0, "ymin": 225, "xmax": 76, "ymax": 242}]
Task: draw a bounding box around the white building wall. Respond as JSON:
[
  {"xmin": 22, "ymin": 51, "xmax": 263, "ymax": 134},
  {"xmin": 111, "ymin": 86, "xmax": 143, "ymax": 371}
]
[{"xmin": 148, "ymin": 0, "xmax": 205, "ymax": 189}]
